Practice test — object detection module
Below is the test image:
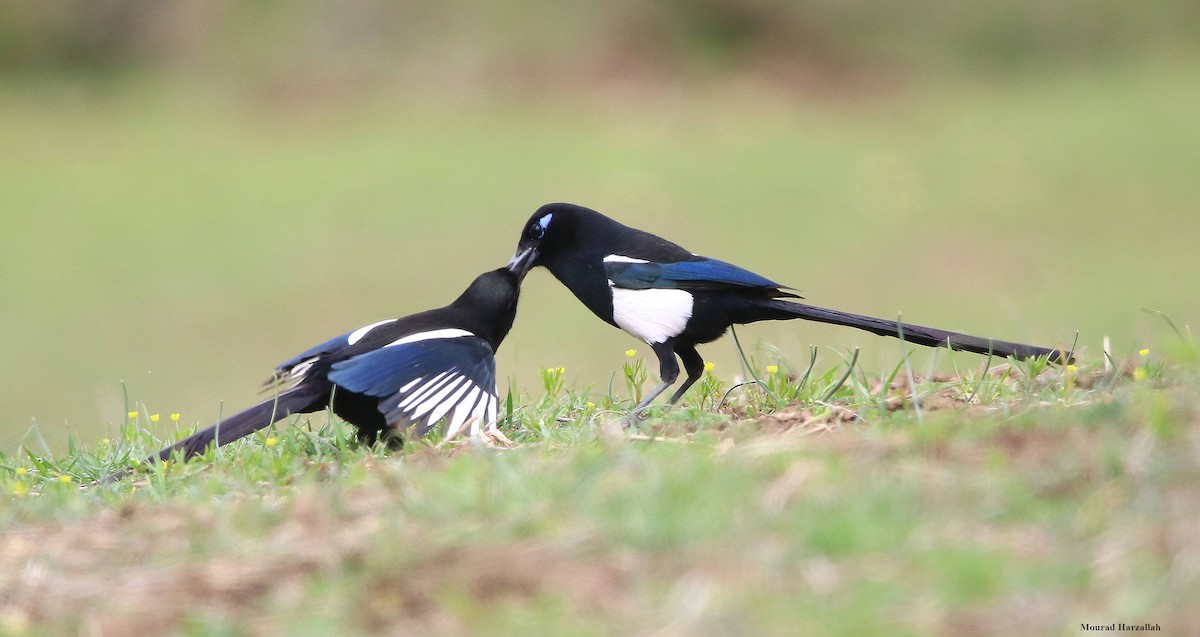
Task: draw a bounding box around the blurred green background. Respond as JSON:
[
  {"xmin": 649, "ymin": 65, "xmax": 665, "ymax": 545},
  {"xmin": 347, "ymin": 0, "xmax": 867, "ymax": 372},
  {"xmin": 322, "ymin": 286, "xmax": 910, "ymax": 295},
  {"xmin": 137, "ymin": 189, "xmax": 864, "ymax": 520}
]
[{"xmin": 2, "ymin": 0, "xmax": 1198, "ymax": 450}]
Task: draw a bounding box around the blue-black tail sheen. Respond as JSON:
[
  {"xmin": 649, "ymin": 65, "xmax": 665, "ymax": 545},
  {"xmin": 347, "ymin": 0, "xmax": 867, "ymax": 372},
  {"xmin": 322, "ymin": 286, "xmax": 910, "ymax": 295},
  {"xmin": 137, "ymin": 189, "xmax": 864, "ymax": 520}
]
[{"xmin": 763, "ymin": 299, "xmax": 1072, "ymax": 363}]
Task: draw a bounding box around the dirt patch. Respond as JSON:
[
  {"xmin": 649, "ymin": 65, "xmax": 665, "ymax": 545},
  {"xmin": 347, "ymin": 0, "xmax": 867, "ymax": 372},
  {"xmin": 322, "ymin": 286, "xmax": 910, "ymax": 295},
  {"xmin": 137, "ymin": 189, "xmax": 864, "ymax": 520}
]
[
  {"xmin": 755, "ymin": 404, "xmax": 858, "ymax": 436},
  {"xmin": 361, "ymin": 543, "xmax": 634, "ymax": 632},
  {"xmin": 0, "ymin": 476, "xmax": 642, "ymax": 636}
]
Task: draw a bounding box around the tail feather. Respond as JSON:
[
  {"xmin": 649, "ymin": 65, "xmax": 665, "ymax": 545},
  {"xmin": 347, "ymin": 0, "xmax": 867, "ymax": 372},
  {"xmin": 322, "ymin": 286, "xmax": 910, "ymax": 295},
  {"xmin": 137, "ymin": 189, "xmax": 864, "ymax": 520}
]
[
  {"xmin": 102, "ymin": 389, "xmax": 319, "ymax": 483},
  {"xmin": 766, "ymin": 300, "xmax": 1073, "ymax": 363}
]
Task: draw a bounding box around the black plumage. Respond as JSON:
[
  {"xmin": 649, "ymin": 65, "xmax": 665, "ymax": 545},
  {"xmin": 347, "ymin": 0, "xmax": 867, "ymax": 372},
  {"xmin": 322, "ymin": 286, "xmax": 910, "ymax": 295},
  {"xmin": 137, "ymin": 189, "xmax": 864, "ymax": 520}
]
[
  {"xmin": 507, "ymin": 202, "xmax": 1071, "ymax": 414},
  {"xmin": 105, "ymin": 267, "xmax": 520, "ymax": 482}
]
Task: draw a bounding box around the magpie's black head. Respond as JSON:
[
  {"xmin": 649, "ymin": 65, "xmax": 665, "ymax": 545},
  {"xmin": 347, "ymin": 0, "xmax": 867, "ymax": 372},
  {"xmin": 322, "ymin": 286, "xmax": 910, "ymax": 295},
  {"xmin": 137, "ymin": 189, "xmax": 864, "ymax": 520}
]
[
  {"xmin": 508, "ymin": 202, "xmax": 614, "ymax": 280},
  {"xmin": 452, "ymin": 268, "xmax": 521, "ymax": 348}
]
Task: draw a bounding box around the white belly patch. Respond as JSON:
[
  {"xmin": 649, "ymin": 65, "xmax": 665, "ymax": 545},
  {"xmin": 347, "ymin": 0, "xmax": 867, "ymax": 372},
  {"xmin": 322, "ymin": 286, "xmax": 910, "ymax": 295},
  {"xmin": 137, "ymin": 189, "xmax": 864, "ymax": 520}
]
[{"xmin": 610, "ymin": 286, "xmax": 693, "ymax": 344}]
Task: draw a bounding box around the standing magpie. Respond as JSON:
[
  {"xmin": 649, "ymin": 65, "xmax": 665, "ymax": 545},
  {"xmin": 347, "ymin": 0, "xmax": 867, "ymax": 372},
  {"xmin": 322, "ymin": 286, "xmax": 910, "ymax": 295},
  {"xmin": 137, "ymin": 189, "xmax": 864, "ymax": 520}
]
[
  {"xmin": 507, "ymin": 202, "xmax": 1072, "ymax": 413},
  {"xmin": 105, "ymin": 266, "xmax": 521, "ymax": 482}
]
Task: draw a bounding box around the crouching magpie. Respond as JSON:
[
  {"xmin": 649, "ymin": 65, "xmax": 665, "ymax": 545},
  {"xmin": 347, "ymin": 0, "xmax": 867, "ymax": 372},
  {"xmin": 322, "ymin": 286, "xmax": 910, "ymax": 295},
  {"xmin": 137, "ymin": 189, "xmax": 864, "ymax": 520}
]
[
  {"xmin": 104, "ymin": 266, "xmax": 520, "ymax": 482},
  {"xmin": 507, "ymin": 202, "xmax": 1072, "ymax": 414}
]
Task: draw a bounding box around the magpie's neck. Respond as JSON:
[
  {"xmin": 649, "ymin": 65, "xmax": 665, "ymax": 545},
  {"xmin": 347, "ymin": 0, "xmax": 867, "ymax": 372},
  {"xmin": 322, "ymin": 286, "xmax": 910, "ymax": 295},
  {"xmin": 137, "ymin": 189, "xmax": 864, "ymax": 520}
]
[
  {"xmin": 433, "ymin": 302, "xmax": 512, "ymax": 351},
  {"xmin": 541, "ymin": 249, "xmax": 618, "ymax": 326},
  {"xmin": 445, "ymin": 270, "xmax": 520, "ymax": 350}
]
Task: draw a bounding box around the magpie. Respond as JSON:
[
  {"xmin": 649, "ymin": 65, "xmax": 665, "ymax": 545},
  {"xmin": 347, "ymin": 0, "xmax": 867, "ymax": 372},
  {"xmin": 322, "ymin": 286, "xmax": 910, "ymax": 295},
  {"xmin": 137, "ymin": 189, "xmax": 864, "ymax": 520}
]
[
  {"xmin": 104, "ymin": 266, "xmax": 521, "ymax": 482},
  {"xmin": 507, "ymin": 202, "xmax": 1072, "ymax": 414}
]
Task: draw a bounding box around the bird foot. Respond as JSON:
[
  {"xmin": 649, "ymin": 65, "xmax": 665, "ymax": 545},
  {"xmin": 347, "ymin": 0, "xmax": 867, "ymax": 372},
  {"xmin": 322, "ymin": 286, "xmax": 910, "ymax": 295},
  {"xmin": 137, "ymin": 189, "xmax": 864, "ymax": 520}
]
[{"xmin": 621, "ymin": 409, "xmax": 646, "ymax": 430}]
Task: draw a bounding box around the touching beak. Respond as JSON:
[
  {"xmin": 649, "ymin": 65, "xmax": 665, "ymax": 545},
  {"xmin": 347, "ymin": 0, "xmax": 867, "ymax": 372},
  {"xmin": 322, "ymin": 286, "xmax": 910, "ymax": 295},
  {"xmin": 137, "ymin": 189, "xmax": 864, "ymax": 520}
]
[{"xmin": 506, "ymin": 245, "xmax": 538, "ymax": 281}]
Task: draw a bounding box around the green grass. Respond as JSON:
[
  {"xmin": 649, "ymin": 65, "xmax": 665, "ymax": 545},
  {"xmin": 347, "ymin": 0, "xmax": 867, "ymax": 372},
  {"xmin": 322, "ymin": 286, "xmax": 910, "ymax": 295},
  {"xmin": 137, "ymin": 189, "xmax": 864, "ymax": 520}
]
[{"xmin": 1, "ymin": 343, "xmax": 1196, "ymax": 635}]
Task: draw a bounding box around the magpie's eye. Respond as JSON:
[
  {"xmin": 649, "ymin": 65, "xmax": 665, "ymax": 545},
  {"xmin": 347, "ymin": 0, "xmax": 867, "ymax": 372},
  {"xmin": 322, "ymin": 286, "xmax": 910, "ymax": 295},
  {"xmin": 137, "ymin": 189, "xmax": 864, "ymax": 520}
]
[{"xmin": 528, "ymin": 224, "xmax": 545, "ymax": 240}]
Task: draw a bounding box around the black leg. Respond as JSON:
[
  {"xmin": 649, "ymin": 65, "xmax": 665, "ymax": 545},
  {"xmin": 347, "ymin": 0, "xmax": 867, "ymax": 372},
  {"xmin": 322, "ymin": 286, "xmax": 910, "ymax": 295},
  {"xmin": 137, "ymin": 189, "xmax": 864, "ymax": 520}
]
[
  {"xmin": 630, "ymin": 340, "xmax": 680, "ymax": 417},
  {"xmin": 668, "ymin": 343, "xmax": 706, "ymax": 405}
]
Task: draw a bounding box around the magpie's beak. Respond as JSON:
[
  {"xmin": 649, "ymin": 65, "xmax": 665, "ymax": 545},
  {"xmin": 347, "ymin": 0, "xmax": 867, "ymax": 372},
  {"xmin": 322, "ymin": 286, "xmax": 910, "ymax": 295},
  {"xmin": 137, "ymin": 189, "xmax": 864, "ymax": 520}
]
[{"xmin": 506, "ymin": 245, "xmax": 538, "ymax": 281}]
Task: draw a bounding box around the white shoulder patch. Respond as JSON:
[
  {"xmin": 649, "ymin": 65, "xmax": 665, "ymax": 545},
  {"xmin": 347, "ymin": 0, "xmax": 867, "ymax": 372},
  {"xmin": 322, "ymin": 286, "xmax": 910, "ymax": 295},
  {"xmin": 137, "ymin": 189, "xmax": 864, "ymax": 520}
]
[
  {"xmin": 603, "ymin": 254, "xmax": 650, "ymax": 264},
  {"xmin": 385, "ymin": 328, "xmax": 474, "ymax": 348},
  {"xmin": 347, "ymin": 319, "xmax": 399, "ymax": 345},
  {"xmin": 610, "ymin": 287, "xmax": 693, "ymax": 344}
]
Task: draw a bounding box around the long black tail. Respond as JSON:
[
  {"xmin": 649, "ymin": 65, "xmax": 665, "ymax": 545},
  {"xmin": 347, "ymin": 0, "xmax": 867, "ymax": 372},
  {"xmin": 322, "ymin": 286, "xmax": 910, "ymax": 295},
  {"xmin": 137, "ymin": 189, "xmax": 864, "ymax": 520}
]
[
  {"xmin": 102, "ymin": 389, "xmax": 319, "ymax": 483},
  {"xmin": 765, "ymin": 300, "xmax": 1073, "ymax": 363}
]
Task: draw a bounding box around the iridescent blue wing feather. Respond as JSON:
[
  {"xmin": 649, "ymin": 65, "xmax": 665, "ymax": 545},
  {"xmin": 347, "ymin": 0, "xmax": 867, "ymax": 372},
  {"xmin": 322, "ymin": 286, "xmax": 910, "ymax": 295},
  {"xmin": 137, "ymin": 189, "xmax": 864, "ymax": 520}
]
[
  {"xmin": 604, "ymin": 257, "xmax": 791, "ymax": 293},
  {"xmin": 328, "ymin": 336, "xmax": 498, "ymax": 438}
]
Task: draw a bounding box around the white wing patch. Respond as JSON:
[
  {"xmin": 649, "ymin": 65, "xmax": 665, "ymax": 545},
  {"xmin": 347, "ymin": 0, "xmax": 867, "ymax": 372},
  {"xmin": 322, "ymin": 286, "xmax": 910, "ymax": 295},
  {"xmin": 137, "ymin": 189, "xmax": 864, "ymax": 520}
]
[
  {"xmin": 388, "ymin": 371, "xmax": 499, "ymax": 440},
  {"xmin": 385, "ymin": 328, "xmax": 474, "ymax": 348},
  {"xmin": 396, "ymin": 372, "xmax": 451, "ymax": 410},
  {"xmin": 610, "ymin": 286, "xmax": 693, "ymax": 344},
  {"xmin": 410, "ymin": 376, "xmax": 467, "ymax": 421},
  {"xmin": 276, "ymin": 358, "xmax": 317, "ymax": 385},
  {"xmin": 348, "ymin": 319, "xmax": 398, "ymax": 345},
  {"xmin": 446, "ymin": 387, "xmax": 482, "ymax": 439},
  {"xmin": 603, "ymin": 254, "xmax": 650, "ymax": 264}
]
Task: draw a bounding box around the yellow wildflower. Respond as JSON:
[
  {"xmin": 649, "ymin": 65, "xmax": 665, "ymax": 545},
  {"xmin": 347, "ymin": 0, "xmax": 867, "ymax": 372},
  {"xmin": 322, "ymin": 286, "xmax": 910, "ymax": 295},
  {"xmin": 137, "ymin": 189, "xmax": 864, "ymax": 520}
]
[
  {"xmin": 766, "ymin": 365, "xmax": 779, "ymax": 375},
  {"xmin": 127, "ymin": 411, "xmax": 138, "ymax": 419},
  {"xmin": 557, "ymin": 367, "xmax": 566, "ymax": 374},
  {"xmin": 1066, "ymin": 365, "xmax": 1078, "ymax": 373},
  {"xmin": 265, "ymin": 437, "xmax": 278, "ymax": 447},
  {"xmin": 1133, "ymin": 367, "xmax": 1148, "ymax": 381},
  {"xmin": 150, "ymin": 413, "xmax": 160, "ymax": 423},
  {"xmin": 1139, "ymin": 348, "xmax": 1150, "ymax": 357},
  {"xmin": 585, "ymin": 401, "xmax": 596, "ymax": 409},
  {"xmin": 12, "ymin": 483, "xmax": 28, "ymax": 496},
  {"xmin": 59, "ymin": 475, "xmax": 72, "ymax": 484},
  {"xmin": 625, "ymin": 349, "xmax": 637, "ymax": 358},
  {"xmin": 704, "ymin": 362, "xmax": 715, "ymax": 372},
  {"xmin": 15, "ymin": 467, "xmax": 27, "ymax": 476},
  {"xmin": 170, "ymin": 413, "xmax": 181, "ymax": 422}
]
